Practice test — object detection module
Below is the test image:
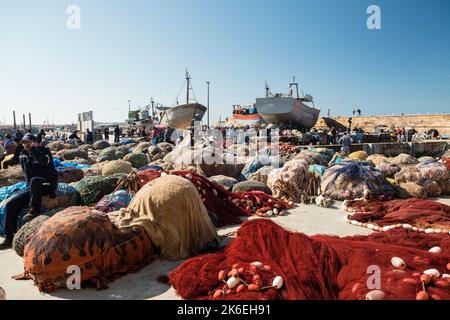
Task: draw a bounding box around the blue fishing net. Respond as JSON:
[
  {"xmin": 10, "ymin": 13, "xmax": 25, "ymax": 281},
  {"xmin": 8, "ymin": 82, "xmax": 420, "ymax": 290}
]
[
  {"xmin": 0, "ymin": 182, "xmax": 28, "ymax": 235},
  {"xmin": 95, "ymin": 190, "xmax": 133, "ymax": 213},
  {"xmin": 308, "ymin": 164, "xmax": 327, "ymax": 177}
]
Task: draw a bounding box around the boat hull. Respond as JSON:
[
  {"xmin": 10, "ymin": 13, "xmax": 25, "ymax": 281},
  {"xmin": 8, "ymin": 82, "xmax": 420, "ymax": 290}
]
[
  {"xmin": 160, "ymin": 103, "xmax": 207, "ymax": 128},
  {"xmin": 230, "ymin": 113, "xmax": 266, "ymax": 127},
  {"xmin": 256, "ymin": 97, "xmax": 320, "ymax": 129}
]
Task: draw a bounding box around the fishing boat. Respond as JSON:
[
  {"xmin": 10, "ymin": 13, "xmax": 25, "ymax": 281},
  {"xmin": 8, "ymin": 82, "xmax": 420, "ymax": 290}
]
[
  {"xmin": 158, "ymin": 71, "xmax": 207, "ymax": 129},
  {"xmin": 256, "ymin": 77, "xmax": 321, "ymax": 129},
  {"xmin": 229, "ymin": 104, "xmax": 266, "ymax": 127}
]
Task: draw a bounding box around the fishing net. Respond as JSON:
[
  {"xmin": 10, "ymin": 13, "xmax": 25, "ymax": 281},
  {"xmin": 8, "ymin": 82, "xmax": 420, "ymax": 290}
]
[
  {"xmin": 308, "ymin": 164, "xmax": 327, "ymax": 177},
  {"xmin": 56, "ymin": 166, "xmax": 84, "ymax": 183},
  {"xmin": 98, "ymin": 146, "xmax": 119, "ymax": 161},
  {"xmin": 267, "ymin": 159, "xmax": 309, "ymax": 203},
  {"xmin": 101, "ymin": 160, "xmax": 133, "ymax": 176},
  {"xmin": 209, "ymin": 175, "xmax": 238, "ymax": 191},
  {"xmin": 395, "ymin": 182, "xmax": 427, "ymax": 199},
  {"xmin": 12, "ymin": 215, "xmax": 49, "ymax": 257},
  {"xmin": 113, "ymin": 175, "xmax": 218, "ymax": 260},
  {"xmin": 367, "ymin": 154, "xmax": 388, "ymax": 166},
  {"xmin": 0, "ymin": 182, "xmax": 28, "ymax": 235},
  {"xmin": 232, "ymin": 181, "xmax": 272, "ymax": 195},
  {"xmin": 394, "ymin": 162, "xmax": 449, "ymax": 196},
  {"xmin": 123, "ymin": 153, "xmax": 149, "ymax": 168},
  {"xmin": 169, "ymin": 219, "xmax": 450, "ymax": 300},
  {"xmin": 47, "ymin": 141, "xmax": 65, "ymax": 152},
  {"xmin": 41, "ymin": 183, "xmax": 81, "ymax": 210},
  {"xmin": 390, "ymin": 153, "xmax": 419, "ymax": 166},
  {"xmin": 0, "ymin": 165, "xmax": 24, "ymax": 187},
  {"xmin": 60, "ymin": 148, "xmax": 89, "ymax": 161},
  {"xmin": 376, "ymin": 161, "xmax": 401, "ymax": 177},
  {"xmin": 93, "ymin": 140, "xmax": 110, "ymax": 150},
  {"xmin": 72, "ymin": 173, "xmax": 126, "ymax": 205},
  {"xmin": 418, "ymin": 156, "xmax": 437, "ymax": 164},
  {"xmin": 443, "ymin": 157, "xmax": 450, "ymax": 170},
  {"xmin": 248, "ymin": 166, "xmax": 273, "ymax": 184},
  {"xmin": 95, "ymin": 190, "xmax": 133, "ymax": 213},
  {"xmin": 345, "ymin": 198, "xmax": 450, "ymax": 234},
  {"xmin": 241, "ymin": 156, "xmax": 273, "ymax": 180},
  {"xmin": 19, "ymin": 206, "xmax": 154, "ymax": 293},
  {"xmin": 133, "ymin": 142, "xmax": 150, "ymax": 154},
  {"xmin": 119, "ymin": 170, "xmax": 293, "ymax": 226},
  {"xmin": 348, "ymin": 151, "xmax": 368, "ymax": 161},
  {"xmin": 294, "ymin": 150, "xmax": 329, "ymax": 166},
  {"xmin": 0, "ymin": 145, "xmax": 4, "ymax": 158},
  {"xmin": 321, "ymin": 161, "xmax": 395, "ymax": 200}
]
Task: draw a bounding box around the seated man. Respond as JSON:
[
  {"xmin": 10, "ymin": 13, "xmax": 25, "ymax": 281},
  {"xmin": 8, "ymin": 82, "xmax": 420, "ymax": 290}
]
[{"xmin": 0, "ymin": 134, "xmax": 58, "ymax": 250}]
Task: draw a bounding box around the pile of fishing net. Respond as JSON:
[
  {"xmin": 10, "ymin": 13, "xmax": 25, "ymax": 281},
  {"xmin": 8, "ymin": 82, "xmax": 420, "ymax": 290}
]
[
  {"xmin": 418, "ymin": 156, "xmax": 437, "ymax": 164},
  {"xmin": 277, "ymin": 143, "xmax": 302, "ymax": 161},
  {"xmin": 147, "ymin": 142, "xmax": 175, "ymax": 162},
  {"xmin": 0, "ymin": 165, "xmax": 24, "ymax": 187},
  {"xmin": 123, "ymin": 153, "xmax": 149, "ymax": 168},
  {"xmin": 121, "ymin": 170, "xmax": 293, "ymax": 226},
  {"xmin": 321, "ymin": 161, "xmax": 395, "ymax": 200},
  {"xmin": 209, "ymin": 175, "xmax": 238, "ymax": 191},
  {"xmin": 93, "ymin": 140, "xmax": 110, "ymax": 150},
  {"xmin": 267, "ymin": 159, "xmax": 309, "ymax": 203},
  {"xmin": 59, "ymin": 148, "xmax": 89, "ymax": 161},
  {"xmin": 113, "ymin": 175, "xmax": 218, "ymax": 260},
  {"xmin": 56, "ymin": 166, "xmax": 84, "ymax": 183},
  {"xmin": 169, "ymin": 219, "xmax": 450, "ymax": 300},
  {"xmin": 95, "ymin": 190, "xmax": 133, "ymax": 213},
  {"xmin": 366, "ymin": 154, "xmax": 401, "ymax": 177},
  {"xmin": 394, "ymin": 162, "xmax": 450, "ymax": 196},
  {"xmin": 0, "ymin": 182, "xmax": 28, "ymax": 234},
  {"xmin": 248, "ymin": 166, "xmax": 273, "ymax": 184},
  {"xmin": 97, "ymin": 146, "xmax": 121, "ymax": 162},
  {"xmin": 348, "ymin": 151, "xmax": 368, "ymax": 161},
  {"xmin": 101, "ymin": 160, "xmax": 133, "ymax": 176},
  {"xmin": 12, "ymin": 215, "xmax": 49, "ymax": 257},
  {"xmin": 16, "ymin": 206, "xmax": 153, "ymax": 293},
  {"xmin": 232, "ymin": 181, "xmax": 272, "ymax": 195},
  {"xmin": 308, "ymin": 164, "xmax": 327, "ymax": 177},
  {"xmin": 41, "ymin": 183, "xmax": 81, "ymax": 210},
  {"xmin": 395, "ymin": 182, "xmax": 427, "ymax": 199},
  {"xmin": 47, "ymin": 141, "xmax": 65, "ymax": 152},
  {"xmin": 390, "ymin": 153, "xmax": 419, "ymax": 166},
  {"xmin": 344, "ymin": 198, "xmax": 450, "ymax": 234},
  {"xmin": 294, "ymin": 148, "xmax": 332, "ymax": 166},
  {"xmin": 241, "ymin": 156, "xmax": 273, "ymax": 180},
  {"xmin": 72, "ymin": 173, "xmax": 126, "ymax": 205},
  {"xmin": 366, "ymin": 154, "xmax": 388, "ymax": 166},
  {"xmin": 133, "ymin": 142, "xmax": 150, "ymax": 154}
]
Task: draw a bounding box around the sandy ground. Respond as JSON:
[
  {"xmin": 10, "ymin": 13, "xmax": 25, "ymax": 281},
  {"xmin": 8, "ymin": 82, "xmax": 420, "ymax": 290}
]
[{"xmin": 1, "ymin": 197, "xmax": 449, "ymax": 300}]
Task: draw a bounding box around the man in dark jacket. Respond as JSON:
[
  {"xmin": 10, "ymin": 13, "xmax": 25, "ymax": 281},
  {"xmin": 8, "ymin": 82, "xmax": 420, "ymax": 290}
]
[
  {"xmin": 114, "ymin": 125, "xmax": 121, "ymax": 143},
  {"xmin": 85, "ymin": 129, "xmax": 94, "ymax": 144},
  {"xmin": 0, "ymin": 134, "xmax": 58, "ymax": 249}
]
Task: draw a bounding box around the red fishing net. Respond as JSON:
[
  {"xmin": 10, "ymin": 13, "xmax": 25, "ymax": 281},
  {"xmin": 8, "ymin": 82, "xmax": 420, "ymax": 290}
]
[
  {"xmin": 169, "ymin": 219, "xmax": 450, "ymax": 300},
  {"xmin": 346, "ymin": 199, "xmax": 450, "ymax": 231},
  {"xmin": 136, "ymin": 169, "xmax": 293, "ymax": 227}
]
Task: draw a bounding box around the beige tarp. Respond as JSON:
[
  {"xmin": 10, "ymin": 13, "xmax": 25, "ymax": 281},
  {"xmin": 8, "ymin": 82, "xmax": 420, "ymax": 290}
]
[{"xmin": 113, "ymin": 174, "xmax": 218, "ymax": 260}]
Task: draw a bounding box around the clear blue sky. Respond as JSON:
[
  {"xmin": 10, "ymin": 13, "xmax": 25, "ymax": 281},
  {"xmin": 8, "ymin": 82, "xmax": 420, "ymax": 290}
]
[{"xmin": 0, "ymin": 0, "xmax": 449, "ymax": 125}]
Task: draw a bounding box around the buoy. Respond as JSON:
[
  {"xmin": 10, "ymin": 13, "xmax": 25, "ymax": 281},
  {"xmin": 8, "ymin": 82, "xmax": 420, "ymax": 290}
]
[
  {"xmin": 226, "ymin": 276, "xmax": 240, "ymax": 289},
  {"xmin": 250, "ymin": 261, "xmax": 263, "ymax": 268},
  {"xmin": 391, "ymin": 257, "xmax": 406, "ymax": 269},
  {"xmin": 213, "ymin": 289, "xmax": 224, "ymax": 299},
  {"xmin": 416, "ymin": 291, "xmax": 429, "ymax": 300},
  {"xmin": 423, "ymin": 269, "xmax": 440, "ymax": 278},
  {"xmin": 428, "ymin": 246, "xmax": 442, "ymax": 254},
  {"xmin": 366, "ymin": 290, "xmax": 385, "ymax": 300},
  {"xmin": 0, "ymin": 287, "xmax": 5, "ymax": 300},
  {"xmin": 218, "ymin": 270, "xmax": 226, "ymax": 281},
  {"xmin": 272, "ymin": 276, "xmax": 283, "ymax": 289}
]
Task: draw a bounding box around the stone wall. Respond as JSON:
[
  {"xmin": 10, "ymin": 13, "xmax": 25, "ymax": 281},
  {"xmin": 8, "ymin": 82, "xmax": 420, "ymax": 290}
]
[{"xmin": 315, "ymin": 114, "xmax": 450, "ymax": 136}]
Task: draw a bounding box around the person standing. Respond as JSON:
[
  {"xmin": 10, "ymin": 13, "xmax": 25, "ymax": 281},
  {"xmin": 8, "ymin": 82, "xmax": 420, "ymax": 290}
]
[
  {"xmin": 0, "ymin": 134, "xmax": 58, "ymax": 249},
  {"xmin": 338, "ymin": 132, "xmax": 353, "ymax": 155},
  {"xmin": 104, "ymin": 127, "xmax": 110, "ymax": 141},
  {"xmin": 114, "ymin": 125, "xmax": 121, "ymax": 143},
  {"xmin": 85, "ymin": 129, "xmax": 94, "ymax": 144},
  {"xmin": 14, "ymin": 129, "xmax": 24, "ymax": 142},
  {"xmin": 37, "ymin": 129, "xmax": 45, "ymax": 144}
]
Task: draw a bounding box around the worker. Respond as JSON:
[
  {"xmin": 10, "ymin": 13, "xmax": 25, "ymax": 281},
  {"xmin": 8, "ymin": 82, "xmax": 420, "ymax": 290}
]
[
  {"xmin": 37, "ymin": 129, "xmax": 46, "ymax": 144},
  {"xmin": 104, "ymin": 127, "xmax": 110, "ymax": 141},
  {"xmin": 85, "ymin": 129, "xmax": 94, "ymax": 144},
  {"xmin": 338, "ymin": 131, "xmax": 353, "ymax": 155},
  {"xmin": 0, "ymin": 134, "xmax": 58, "ymax": 250},
  {"xmin": 68, "ymin": 130, "xmax": 81, "ymax": 141},
  {"xmin": 14, "ymin": 129, "xmax": 24, "ymax": 142},
  {"xmin": 114, "ymin": 125, "xmax": 121, "ymax": 143}
]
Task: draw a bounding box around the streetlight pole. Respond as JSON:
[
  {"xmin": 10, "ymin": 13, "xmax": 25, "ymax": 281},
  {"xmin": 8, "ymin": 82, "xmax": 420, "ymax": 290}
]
[{"xmin": 206, "ymin": 81, "xmax": 210, "ymax": 128}]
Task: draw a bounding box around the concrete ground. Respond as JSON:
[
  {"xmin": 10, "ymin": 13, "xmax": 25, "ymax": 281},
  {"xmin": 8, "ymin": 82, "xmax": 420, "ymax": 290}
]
[{"xmin": 1, "ymin": 197, "xmax": 449, "ymax": 300}]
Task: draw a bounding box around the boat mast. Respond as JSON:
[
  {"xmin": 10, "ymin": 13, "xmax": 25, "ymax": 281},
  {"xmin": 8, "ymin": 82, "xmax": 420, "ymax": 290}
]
[
  {"xmin": 289, "ymin": 76, "xmax": 300, "ymax": 99},
  {"xmin": 186, "ymin": 70, "xmax": 190, "ymax": 104}
]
